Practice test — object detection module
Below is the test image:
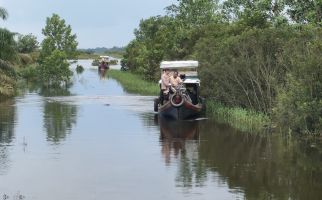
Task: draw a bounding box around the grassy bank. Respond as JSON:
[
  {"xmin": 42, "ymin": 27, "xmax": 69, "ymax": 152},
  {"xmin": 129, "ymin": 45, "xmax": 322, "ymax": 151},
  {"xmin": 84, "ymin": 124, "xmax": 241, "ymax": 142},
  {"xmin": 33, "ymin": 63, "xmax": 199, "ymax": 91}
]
[
  {"xmin": 108, "ymin": 70, "xmax": 270, "ymax": 133},
  {"xmin": 107, "ymin": 70, "xmax": 159, "ymax": 95},
  {"xmin": 206, "ymin": 100, "xmax": 270, "ymax": 133}
]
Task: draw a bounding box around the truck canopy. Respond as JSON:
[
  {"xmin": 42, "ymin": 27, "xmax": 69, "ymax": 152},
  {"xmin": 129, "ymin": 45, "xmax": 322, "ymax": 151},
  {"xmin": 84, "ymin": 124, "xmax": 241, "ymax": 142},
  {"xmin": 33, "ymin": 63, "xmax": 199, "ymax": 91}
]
[{"xmin": 160, "ymin": 61, "xmax": 198, "ymax": 69}]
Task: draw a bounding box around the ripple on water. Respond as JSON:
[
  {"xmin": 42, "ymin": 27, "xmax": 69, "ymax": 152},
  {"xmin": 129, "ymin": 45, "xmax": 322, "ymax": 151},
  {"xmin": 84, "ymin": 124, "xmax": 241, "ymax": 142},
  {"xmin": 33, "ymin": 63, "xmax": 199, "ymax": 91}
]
[{"xmin": 45, "ymin": 95, "xmax": 155, "ymax": 113}]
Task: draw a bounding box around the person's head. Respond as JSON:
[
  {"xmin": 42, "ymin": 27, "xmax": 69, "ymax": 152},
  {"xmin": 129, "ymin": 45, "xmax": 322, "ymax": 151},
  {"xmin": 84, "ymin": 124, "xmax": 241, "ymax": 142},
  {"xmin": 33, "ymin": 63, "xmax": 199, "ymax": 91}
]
[
  {"xmin": 173, "ymin": 70, "xmax": 179, "ymax": 78},
  {"xmin": 164, "ymin": 68, "xmax": 170, "ymax": 75}
]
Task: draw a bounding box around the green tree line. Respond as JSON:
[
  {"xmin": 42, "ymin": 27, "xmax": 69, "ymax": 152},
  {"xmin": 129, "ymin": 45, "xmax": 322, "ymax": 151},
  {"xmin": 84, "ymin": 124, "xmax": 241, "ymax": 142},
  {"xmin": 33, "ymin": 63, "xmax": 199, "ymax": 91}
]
[{"xmin": 123, "ymin": 0, "xmax": 322, "ymax": 134}]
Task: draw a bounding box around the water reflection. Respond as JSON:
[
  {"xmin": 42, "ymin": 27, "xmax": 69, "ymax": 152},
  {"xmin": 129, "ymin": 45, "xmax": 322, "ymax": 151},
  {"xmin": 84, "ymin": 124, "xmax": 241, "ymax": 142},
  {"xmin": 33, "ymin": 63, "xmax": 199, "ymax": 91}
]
[
  {"xmin": 98, "ymin": 68, "xmax": 108, "ymax": 80},
  {"xmin": 0, "ymin": 99, "xmax": 15, "ymax": 175},
  {"xmin": 158, "ymin": 117, "xmax": 206, "ymax": 188},
  {"xmin": 39, "ymin": 86, "xmax": 72, "ymax": 97},
  {"xmin": 22, "ymin": 82, "xmax": 72, "ymax": 97},
  {"xmin": 43, "ymin": 101, "xmax": 78, "ymax": 144},
  {"xmin": 159, "ymin": 118, "xmax": 199, "ymax": 165},
  {"xmin": 155, "ymin": 116, "xmax": 322, "ymax": 199},
  {"xmin": 0, "ymin": 99, "xmax": 15, "ymax": 143},
  {"xmin": 197, "ymin": 121, "xmax": 322, "ymax": 200}
]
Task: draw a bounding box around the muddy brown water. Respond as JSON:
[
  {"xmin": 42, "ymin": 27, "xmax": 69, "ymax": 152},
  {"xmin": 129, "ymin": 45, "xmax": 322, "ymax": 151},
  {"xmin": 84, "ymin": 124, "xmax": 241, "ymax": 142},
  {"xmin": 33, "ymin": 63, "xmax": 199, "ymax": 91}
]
[{"xmin": 0, "ymin": 60, "xmax": 322, "ymax": 200}]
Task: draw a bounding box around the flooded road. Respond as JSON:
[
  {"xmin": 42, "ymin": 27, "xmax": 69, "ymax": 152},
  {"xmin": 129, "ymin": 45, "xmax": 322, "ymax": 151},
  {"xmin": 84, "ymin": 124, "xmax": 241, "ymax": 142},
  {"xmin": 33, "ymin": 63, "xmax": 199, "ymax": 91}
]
[{"xmin": 0, "ymin": 60, "xmax": 322, "ymax": 200}]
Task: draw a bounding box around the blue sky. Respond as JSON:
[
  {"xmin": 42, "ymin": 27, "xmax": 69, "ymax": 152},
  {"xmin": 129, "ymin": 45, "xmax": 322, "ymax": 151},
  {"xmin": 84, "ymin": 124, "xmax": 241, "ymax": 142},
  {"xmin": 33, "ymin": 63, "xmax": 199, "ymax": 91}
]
[{"xmin": 0, "ymin": 0, "xmax": 176, "ymax": 48}]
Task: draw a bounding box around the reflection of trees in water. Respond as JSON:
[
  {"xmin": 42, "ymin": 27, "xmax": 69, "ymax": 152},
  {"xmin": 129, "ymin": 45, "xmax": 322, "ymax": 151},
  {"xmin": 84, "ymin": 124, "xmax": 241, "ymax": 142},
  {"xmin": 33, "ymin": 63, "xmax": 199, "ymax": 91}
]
[
  {"xmin": 197, "ymin": 121, "xmax": 322, "ymax": 200},
  {"xmin": 22, "ymin": 82, "xmax": 72, "ymax": 97},
  {"xmin": 0, "ymin": 99, "xmax": 16, "ymax": 174},
  {"xmin": 158, "ymin": 117, "xmax": 207, "ymax": 187},
  {"xmin": 43, "ymin": 101, "xmax": 78, "ymax": 144},
  {"xmin": 0, "ymin": 146, "xmax": 10, "ymax": 175},
  {"xmin": 158, "ymin": 118, "xmax": 322, "ymax": 199},
  {"xmin": 0, "ymin": 99, "xmax": 15, "ymax": 143},
  {"xmin": 25, "ymin": 83, "xmax": 77, "ymax": 144}
]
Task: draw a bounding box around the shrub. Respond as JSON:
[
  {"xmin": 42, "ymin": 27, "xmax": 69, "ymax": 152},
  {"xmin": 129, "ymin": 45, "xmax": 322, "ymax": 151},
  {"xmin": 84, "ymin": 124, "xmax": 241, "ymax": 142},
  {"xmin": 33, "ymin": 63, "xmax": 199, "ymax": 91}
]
[{"xmin": 37, "ymin": 50, "xmax": 73, "ymax": 86}]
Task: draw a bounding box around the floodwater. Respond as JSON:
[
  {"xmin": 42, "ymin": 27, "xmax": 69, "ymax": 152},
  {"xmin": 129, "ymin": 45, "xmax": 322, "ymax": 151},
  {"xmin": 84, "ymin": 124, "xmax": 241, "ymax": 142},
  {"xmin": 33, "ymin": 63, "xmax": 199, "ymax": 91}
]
[{"xmin": 0, "ymin": 60, "xmax": 322, "ymax": 200}]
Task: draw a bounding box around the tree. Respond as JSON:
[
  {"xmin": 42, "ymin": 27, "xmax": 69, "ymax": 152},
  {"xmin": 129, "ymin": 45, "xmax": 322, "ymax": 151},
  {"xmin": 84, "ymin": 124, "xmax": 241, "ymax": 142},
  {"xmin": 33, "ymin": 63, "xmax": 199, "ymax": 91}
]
[
  {"xmin": 17, "ymin": 33, "xmax": 39, "ymax": 53},
  {"xmin": 40, "ymin": 14, "xmax": 78, "ymax": 60},
  {"xmin": 37, "ymin": 14, "xmax": 77, "ymax": 86}
]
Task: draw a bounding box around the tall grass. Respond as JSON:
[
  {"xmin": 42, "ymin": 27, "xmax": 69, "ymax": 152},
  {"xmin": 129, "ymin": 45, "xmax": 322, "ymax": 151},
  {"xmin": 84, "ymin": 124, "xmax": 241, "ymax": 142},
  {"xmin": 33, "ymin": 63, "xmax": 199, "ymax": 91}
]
[
  {"xmin": 108, "ymin": 70, "xmax": 270, "ymax": 132},
  {"xmin": 107, "ymin": 70, "xmax": 159, "ymax": 95},
  {"xmin": 206, "ymin": 100, "xmax": 270, "ymax": 133}
]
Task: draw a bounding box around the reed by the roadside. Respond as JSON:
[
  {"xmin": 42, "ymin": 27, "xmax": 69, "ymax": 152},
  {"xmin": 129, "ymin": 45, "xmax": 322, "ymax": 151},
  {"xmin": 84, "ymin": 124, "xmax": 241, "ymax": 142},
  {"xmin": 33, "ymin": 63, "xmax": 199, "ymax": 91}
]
[
  {"xmin": 107, "ymin": 70, "xmax": 159, "ymax": 95},
  {"xmin": 206, "ymin": 100, "xmax": 270, "ymax": 133}
]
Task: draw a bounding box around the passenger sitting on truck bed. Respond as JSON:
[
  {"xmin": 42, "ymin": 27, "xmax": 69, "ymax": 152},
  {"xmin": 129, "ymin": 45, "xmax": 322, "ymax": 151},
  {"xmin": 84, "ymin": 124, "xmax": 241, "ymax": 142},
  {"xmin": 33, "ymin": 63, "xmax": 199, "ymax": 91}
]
[
  {"xmin": 160, "ymin": 68, "xmax": 171, "ymax": 104},
  {"xmin": 170, "ymin": 70, "xmax": 183, "ymax": 87}
]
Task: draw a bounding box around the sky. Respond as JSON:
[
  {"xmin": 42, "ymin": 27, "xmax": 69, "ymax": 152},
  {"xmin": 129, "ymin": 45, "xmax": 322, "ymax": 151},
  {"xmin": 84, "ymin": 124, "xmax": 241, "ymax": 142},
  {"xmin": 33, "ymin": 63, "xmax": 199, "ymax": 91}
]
[{"xmin": 0, "ymin": 0, "xmax": 176, "ymax": 48}]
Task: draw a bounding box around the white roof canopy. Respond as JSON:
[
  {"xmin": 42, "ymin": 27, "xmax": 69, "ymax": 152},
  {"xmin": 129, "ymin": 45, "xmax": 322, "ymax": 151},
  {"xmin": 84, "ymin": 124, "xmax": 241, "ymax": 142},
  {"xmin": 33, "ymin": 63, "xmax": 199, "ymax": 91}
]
[{"xmin": 160, "ymin": 61, "xmax": 198, "ymax": 69}]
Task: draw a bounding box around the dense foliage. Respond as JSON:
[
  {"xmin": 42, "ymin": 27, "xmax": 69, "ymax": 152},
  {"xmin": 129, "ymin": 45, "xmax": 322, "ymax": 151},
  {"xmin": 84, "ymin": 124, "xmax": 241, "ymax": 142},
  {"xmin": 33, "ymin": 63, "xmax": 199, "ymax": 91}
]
[{"xmin": 123, "ymin": 0, "xmax": 322, "ymax": 134}]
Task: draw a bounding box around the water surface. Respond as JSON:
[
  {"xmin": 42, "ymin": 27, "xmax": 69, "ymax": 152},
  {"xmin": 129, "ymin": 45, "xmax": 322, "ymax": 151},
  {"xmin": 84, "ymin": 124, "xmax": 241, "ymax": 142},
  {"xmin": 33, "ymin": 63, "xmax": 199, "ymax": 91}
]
[{"xmin": 0, "ymin": 60, "xmax": 321, "ymax": 200}]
